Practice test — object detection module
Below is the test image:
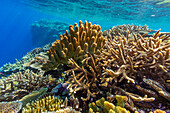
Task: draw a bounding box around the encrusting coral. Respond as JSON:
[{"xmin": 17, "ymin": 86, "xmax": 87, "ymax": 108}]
[
  {"xmin": 42, "ymin": 20, "xmax": 107, "ymax": 71},
  {"xmin": 0, "ymin": 69, "xmax": 57, "ymax": 102},
  {"xmin": 0, "ymin": 101, "xmax": 22, "ymax": 113}
]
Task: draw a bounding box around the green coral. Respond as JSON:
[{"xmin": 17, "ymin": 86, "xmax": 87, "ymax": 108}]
[
  {"xmin": 89, "ymin": 97, "xmax": 130, "ymax": 113},
  {"xmin": 115, "ymin": 95, "xmax": 127, "ymax": 108}
]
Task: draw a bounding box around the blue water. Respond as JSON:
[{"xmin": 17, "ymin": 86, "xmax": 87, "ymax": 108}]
[{"xmin": 0, "ymin": 0, "xmax": 170, "ymax": 67}]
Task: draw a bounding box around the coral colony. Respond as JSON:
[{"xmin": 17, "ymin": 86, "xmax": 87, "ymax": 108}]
[{"xmin": 0, "ymin": 20, "xmax": 169, "ymax": 113}]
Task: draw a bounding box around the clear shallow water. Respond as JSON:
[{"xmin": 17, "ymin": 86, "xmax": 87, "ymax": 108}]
[{"xmin": 0, "ymin": 0, "xmax": 170, "ymax": 67}]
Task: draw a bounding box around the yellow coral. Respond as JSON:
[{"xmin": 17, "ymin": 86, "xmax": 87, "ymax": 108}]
[
  {"xmin": 22, "ymin": 95, "xmax": 64, "ymax": 113},
  {"xmin": 89, "ymin": 97, "xmax": 130, "ymax": 113}
]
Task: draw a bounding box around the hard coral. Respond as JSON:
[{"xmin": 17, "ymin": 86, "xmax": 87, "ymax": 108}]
[
  {"xmin": 0, "ymin": 69, "xmax": 57, "ymax": 102},
  {"xmin": 65, "ymin": 54, "xmax": 114, "ymax": 101},
  {"xmin": 89, "ymin": 97, "xmax": 130, "ymax": 113},
  {"xmin": 100, "ymin": 29, "xmax": 170, "ymax": 86},
  {"xmin": 0, "ymin": 101, "xmax": 22, "ymax": 113},
  {"xmin": 22, "ymin": 95, "xmax": 80, "ymax": 113},
  {"xmin": 42, "ymin": 20, "xmax": 107, "ymax": 71},
  {"xmin": 103, "ymin": 24, "xmax": 152, "ymax": 39}
]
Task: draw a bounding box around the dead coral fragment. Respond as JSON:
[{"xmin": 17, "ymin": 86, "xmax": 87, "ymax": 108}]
[
  {"xmin": 143, "ymin": 78, "xmax": 170, "ymax": 102},
  {"xmin": 0, "ymin": 101, "xmax": 22, "ymax": 113},
  {"xmin": 42, "ymin": 20, "xmax": 107, "ymax": 71}
]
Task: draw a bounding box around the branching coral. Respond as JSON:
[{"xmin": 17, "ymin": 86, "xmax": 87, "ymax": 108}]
[
  {"xmin": 0, "ymin": 69, "xmax": 57, "ymax": 101},
  {"xmin": 65, "ymin": 54, "xmax": 116, "ymax": 101},
  {"xmin": 22, "ymin": 95, "xmax": 80, "ymax": 113},
  {"xmin": 100, "ymin": 29, "xmax": 170, "ymax": 86},
  {"xmin": 65, "ymin": 27, "xmax": 170, "ymax": 111},
  {"xmin": 103, "ymin": 24, "xmax": 153, "ymax": 39},
  {"xmin": 42, "ymin": 20, "xmax": 107, "ymax": 71}
]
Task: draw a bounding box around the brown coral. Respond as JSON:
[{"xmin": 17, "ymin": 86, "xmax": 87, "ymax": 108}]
[
  {"xmin": 103, "ymin": 24, "xmax": 153, "ymax": 39},
  {"xmin": 42, "ymin": 20, "xmax": 107, "ymax": 71},
  {"xmin": 100, "ymin": 29, "xmax": 170, "ymax": 87}
]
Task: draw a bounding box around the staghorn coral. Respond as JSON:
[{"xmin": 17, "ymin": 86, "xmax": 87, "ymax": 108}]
[
  {"xmin": 22, "ymin": 95, "xmax": 80, "ymax": 113},
  {"xmin": 103, "ymin": 24, "xmax": 153, "ymax": 39},
  {"xmin": 65, "ymin": 27, "xmax": 170, "ymax": 112},
  {"xmin": 65, "ymin": 54, "xmax": 112, "ymax": 101},
  {"xmin": 100, "ymin": 29, "xmax": 170, "ymax": 88},
  {"xmin": 42, "ymin": 20, "xmax": 107, "ymax": 71},
  {"xmin": 0, "ymin": 69, "xmax": 57, "ymax": 102},
  {"xmin": 0, "ymin": 101, "xmax": 22, "ymax": 113}
]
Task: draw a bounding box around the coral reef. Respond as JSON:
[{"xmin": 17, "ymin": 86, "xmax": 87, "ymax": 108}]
[
  {"xmin": 42, "ymin": 20, "xmax": 107, "ymax": 71},
  {"xmin": 64, "ymin": 26, "xmax": 170, "ymax": 112},
  {"xmin": 0, "ymin": 101, "xmax": 22, "ymax": 113},
  {"xmin": 0, "ymin": 69, "xmax": 57, "ymax": 102},
  {"xmin": 31, "ymin": 19, "xmax": 69, "ymax": 47},
  {"xmin": 0, "ymin": 20, "xmax": 169, "ymax": 113},
  {"xmin": 0, "ymin": 43, "xmax": 51, "ymax": 76}
]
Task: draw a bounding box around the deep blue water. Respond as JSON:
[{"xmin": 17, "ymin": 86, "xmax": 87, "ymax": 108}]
[{"xmin": 0, "ymin": 0, "xmax": 170, "ymax": 67}]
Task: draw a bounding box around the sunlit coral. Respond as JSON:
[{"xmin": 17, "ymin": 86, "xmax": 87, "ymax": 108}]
[{"xmin": 42, "ymin": 20, "xmax": 107, "ymax": 71}]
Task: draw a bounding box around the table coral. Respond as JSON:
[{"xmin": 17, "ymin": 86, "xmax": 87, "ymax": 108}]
[
  {"xmin": 0, "ymin": 101, "xmax": 22, "ymax": 113},
  {"xmin": 42, "ymin": 20, "xmax": 107, "ymax": 71}
]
